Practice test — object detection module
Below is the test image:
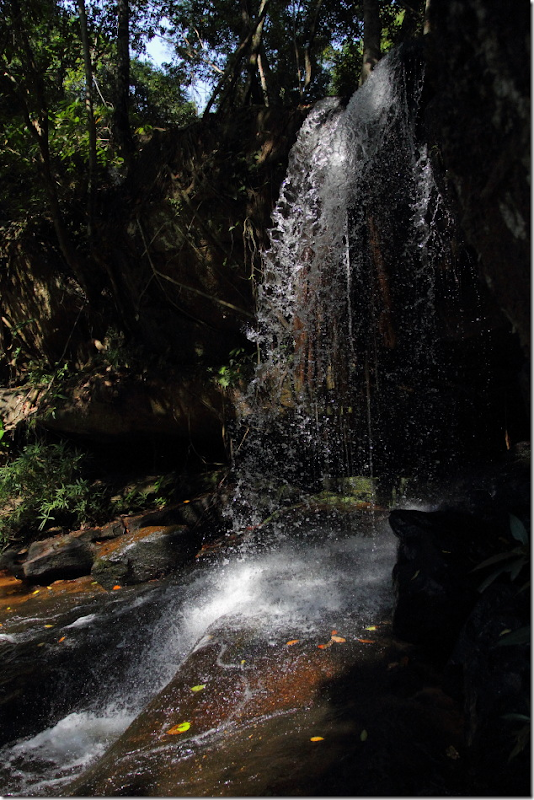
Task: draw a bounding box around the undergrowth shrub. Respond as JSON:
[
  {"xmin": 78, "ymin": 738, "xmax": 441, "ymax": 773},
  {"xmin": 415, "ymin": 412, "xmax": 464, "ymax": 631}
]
[{"xmin": 0, "ymin": 440, "xmax": 108, "ymax": 544}]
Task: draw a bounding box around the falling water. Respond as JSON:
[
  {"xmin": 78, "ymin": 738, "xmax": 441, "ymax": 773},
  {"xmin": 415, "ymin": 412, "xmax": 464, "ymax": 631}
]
[
  {"xmin": 232, "ymin": 46, "xmax": 462, "ymax": 523},
  {"xmin": 0, "ymin": 45, "xmax": 468, "ymax": 796}
]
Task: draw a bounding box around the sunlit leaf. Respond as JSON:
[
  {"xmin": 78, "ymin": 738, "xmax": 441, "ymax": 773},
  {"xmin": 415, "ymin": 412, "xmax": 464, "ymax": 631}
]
[
  {"xmin": 310, "ymin": 736, "xmax": 324, "ymax": 741},
  {"xmin": 44, "ymin": 624, "xmax": 54, "ymax": 628},
  {"xmin": 286, "ymin": 639, "xmax": 300, "ymax": 646},
  {"xmin": 360, "ymin": 729, "xmax": 368, "ymax": 741},
  {"xmin": 190, "ymin": 684, "xmax": 206, "ymax": 692},
  {"xmin": 166, "ymin": 721, "xmax": 191, "ymax": 735}
]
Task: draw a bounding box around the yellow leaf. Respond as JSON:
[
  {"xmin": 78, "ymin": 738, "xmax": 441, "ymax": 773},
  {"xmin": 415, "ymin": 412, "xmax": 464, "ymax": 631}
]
[
  {"xmin": 37, "ymin": 642, "xmax": 45, "ymax": 647},
  {"xmin": 286, "ymin": 639, "xmax": 300, "ymax": 646},
  {"xmin": 166, "ymin": 721, "xmax": 191, "ymax": 735},
  {"xmin": 44, "ymin": 624, "xmax": 54, "ymax": 628},
  {"xmin": 310, "ymin": 736, "xmax": 324, "ymax": 742},
  {"xmin": 360, "ymin": 729, "xmax": 368, "ymax": 741},
  {"xmin": 32, "ymin": 590, "xmax": 40, "ymax": 595},
  {"xmin": 365, "ymin": 625, "xmax": 377, "ymax": 631},
  {"xmin": 190, "ymin": 684, "xmax": 206, "ymax": 692}
]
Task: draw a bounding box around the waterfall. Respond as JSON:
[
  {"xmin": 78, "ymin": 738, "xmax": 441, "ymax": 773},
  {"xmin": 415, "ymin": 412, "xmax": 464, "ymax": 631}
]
[{"xmin": 232, "ymin": 46, "xmax": 462, "ymax": 523}]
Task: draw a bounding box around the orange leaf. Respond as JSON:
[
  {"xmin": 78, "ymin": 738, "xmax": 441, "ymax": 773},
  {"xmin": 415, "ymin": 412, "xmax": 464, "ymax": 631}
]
[
  {"xmin": 286, "ymin": 639, "xmax": 300, "ymax": 646},
  {"xmin": 310, "ymin": 736, "xmax": 324, "ymax": 742},
  {"xmin": 58, "ymin": 636, "xmax": 66, "ymax": 643},
  {"xmin": 112, "ymin": 585, "xmax": 122, "ymax": 591},
  {"xmin": 331, "ymin": 635, "xmax": 346, "ymax": 643},
  {"xmin": 357, "ymin": 638, "xmax": 376, "ymax": 644},
  {"xmin": 331, "ymin": 630, "xmax": 338, "ymax": 635}
]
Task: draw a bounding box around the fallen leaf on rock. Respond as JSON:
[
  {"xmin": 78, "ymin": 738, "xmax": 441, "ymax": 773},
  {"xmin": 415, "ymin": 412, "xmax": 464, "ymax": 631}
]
[
  {"xmin": 112, "ymin": 585, "xmax": 122, "ymax": 591},
  {"xmin": 32, "ymin": 590, "xmax": 40, "ymax": 595},
  {"xmin": 58, "ymin": 636, "xmax": 66, "ymax": 643},
  {"xmin": 310, "ymin": 736, "xmax": 324, "ymax": 742},
  {"xmin": 365, "ymin": 625, "xmax": 378, "ymax": 631},
  {"xmin": 357, "ymin": 638, "xmax": 375, "ymax": 644},
  {"xmin": 190, "ymin": 684, "xmax": 206, "ymax": 692},
  {"xmin": 360, "ymin": 729, "xmax": 368, "ymax": 741},
  {"xmin": 331, "ymin": 630, "xmax": 338, "ymax": 635},
  {"xmin": 44, "ymin": 624, "xmax": 54, "ymax": 628},
  {"xmin": 166, "ymin": 721, "xmax": 191, "ymax": 735},
  {"xmin": 331, "ymin": 635, "xmax": 346, "ymax": 643},
  {"xmin": 446, "ymin": 745, "xmax": 460, "ymax": 759},
  {"xmin": 318, "ymin": 642, "xmax": 332, "ymax": 649},
  {"xmin": 286, "ymin": 639, "xmax": 300, "ymax": 646}
]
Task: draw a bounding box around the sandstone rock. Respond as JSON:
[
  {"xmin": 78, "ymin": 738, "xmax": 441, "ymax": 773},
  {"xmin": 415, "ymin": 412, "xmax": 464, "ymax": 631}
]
[
  {"xmin": 23, "ymin": 535, "xmax": 95, "ymax": 583},
  {"xmin": 91, "ymin": 524, "xmax": 196, "ymax": 590}
]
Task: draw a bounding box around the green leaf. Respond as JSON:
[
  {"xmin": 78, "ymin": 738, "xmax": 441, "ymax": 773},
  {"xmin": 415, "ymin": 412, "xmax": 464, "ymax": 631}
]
[
  {"xmin": 497, "ymin": 626, "xmax": 530, "ymax": 647},
  {"xmin": 509, "ymin": 514, "xmax": 528, "ymax": 545},
  {"xmin": 166, "ymin": 721, "xmax": 191, "ymax": 735},
  {"xmin": 190, "ymin": 684, "xmax": 206, "ymax": 692}
]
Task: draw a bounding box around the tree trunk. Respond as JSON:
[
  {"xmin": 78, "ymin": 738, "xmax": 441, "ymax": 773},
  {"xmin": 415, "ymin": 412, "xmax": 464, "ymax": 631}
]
[
  {"xmin": 303, "ymin": 0, "xmax": 324, "ymax": 93},
  {"xmin": 360, "ymin": 0, "xmax": 382, "ymax": 85},
  {"xmin": 114, "ymin": 0, "xmax": 134, "ymax": 165},
  {"xmin": 203, "ymin": 0, "xmax": 271, "ymax": 116},
  {"xmin": 76, "ymin": 0, "xmax": 98, "ymax": 240}
]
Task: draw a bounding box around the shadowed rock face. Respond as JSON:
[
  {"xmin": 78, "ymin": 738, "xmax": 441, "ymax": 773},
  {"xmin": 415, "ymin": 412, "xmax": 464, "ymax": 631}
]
[{"xmin": 425, "ymin": 0, "xmax": 530, "ymax": 355}]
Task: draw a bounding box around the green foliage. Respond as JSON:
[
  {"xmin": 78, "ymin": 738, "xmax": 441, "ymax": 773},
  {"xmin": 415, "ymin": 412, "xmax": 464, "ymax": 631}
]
[
  {"xmin": 212, "ymin": 347, "xmax": 253, "ymax": 388},
  {"xmin": 0, "ymin": 439, "xmax": 107, "ymax": 543},
  {"xmin": 473, "ymin": 514, "xmax": 530, "ymax": 593}
]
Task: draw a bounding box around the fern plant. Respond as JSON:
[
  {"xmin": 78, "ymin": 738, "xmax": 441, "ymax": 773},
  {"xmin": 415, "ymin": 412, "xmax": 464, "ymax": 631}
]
[{"xmin": 0, "ymin": 440, "xmax": 107, "ymax": 543}]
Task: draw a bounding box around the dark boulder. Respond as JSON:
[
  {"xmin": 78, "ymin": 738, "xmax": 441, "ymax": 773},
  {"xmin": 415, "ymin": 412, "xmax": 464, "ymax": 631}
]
[
  {"xmin": 91, "ymin": 524, "xmax": 197, "ymax": 590},
  {"xmin": 389, "ymin": 508, "xmax": 502, "ymax": 654},
  {"xmin": 23, "ymin": 535, "xmax": 95, "ymax": 583}
]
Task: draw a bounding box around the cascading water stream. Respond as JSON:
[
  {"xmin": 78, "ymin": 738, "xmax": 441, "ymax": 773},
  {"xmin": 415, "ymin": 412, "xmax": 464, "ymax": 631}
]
[
  {"xmin": 231, "ymin": 46, "xmax": 463, "ymax": 526},
  {"xmin": 0, "ymin": 46, "xmax": 469, "ymax": 797}
]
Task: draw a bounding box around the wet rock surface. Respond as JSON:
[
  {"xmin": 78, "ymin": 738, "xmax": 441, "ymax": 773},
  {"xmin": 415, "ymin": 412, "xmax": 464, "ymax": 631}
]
[{"xmin": 65, "ymin": 619, "xmax": 466, "ymax": 798}]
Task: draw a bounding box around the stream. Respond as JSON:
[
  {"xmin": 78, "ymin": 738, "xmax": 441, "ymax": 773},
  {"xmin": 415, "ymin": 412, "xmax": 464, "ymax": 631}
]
[{"xmin": 0, "ymin": 507, "xmax": 405, "ymax": 796}]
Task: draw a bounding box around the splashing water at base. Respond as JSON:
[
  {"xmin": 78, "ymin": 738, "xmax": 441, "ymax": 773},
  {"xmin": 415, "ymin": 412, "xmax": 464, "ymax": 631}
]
[{"xmin": 0, "ymin": 514, "xmax": 396, "ymax": 796}]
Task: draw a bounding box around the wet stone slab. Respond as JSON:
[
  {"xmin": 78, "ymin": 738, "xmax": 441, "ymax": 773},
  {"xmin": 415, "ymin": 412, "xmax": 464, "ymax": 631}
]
[{"xmin": 65, "ymin": 618, "xmax": 466, "ymax": 797}]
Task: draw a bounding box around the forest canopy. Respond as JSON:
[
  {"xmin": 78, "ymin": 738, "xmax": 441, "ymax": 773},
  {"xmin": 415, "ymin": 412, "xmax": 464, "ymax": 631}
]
[{"xmin": 0, "ymin": 0, "xmax": 426, "ymax": 221}]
